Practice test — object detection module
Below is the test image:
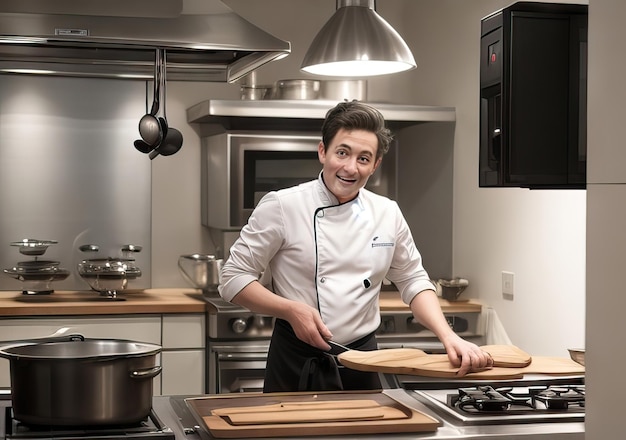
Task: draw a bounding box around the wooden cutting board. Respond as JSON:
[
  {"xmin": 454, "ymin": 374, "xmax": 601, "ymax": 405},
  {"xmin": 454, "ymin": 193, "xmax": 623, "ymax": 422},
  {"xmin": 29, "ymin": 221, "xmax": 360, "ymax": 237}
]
[
  {"xmin": 212, "ymin": 400, "xmax": 408, "ymax": 425},
  {"xmin": 337, "ymin": 344, "xmax": 531, "ymax": 371},
  {"xmin": 186, "ymin": 391, "xmax": 440, "ymax": 438},
  {"xmin": 337, "ymin": 345, "xmax": 583, "ymax": 379}
]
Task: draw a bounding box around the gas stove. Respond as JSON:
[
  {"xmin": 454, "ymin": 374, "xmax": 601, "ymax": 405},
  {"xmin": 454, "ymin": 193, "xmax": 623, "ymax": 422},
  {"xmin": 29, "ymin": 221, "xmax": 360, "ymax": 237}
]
[
  {"xmin": 2, "ymin": 406, "xmax": 175, "ymax": 440},
  {"xmin": 404, "ymin": 375, "xmax": 585, "ymax": 426}
]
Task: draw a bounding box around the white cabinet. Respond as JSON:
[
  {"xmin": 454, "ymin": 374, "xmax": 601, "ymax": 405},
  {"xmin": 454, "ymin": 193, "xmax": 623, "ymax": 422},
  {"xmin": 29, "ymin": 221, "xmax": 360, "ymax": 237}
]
[
  {"xmin": 161, "ymin": 314, "xmax": 205, "ymax": 395},
  {"xmin": 0, "ymin": 313, "xmax": 205, "ymax": 396}
]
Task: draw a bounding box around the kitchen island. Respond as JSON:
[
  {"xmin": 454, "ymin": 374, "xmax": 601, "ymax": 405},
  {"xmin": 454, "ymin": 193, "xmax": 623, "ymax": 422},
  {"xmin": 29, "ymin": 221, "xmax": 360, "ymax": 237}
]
[
  {"xmin": 0, "ymin": 389, "xmax": 584, "ymax": 440},
  {"xmin": 153, "ymin": 388, "xmax": 584, "ymax": 440}
]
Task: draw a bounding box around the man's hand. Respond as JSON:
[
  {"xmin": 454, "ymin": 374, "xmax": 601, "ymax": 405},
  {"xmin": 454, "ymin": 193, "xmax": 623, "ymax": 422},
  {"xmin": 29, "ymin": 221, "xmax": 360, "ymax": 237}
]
[
  {"xmin": 285, "ymin": 301, "xmax": 333, "ymax": 351},
  {"xmin": 442, "ymin": 335, "xmax": 494, "ymax": 376}
]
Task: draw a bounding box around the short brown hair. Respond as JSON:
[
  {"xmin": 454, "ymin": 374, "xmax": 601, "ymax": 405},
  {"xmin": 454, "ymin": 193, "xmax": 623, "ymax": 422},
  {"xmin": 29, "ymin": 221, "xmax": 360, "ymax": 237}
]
[{"xmin": 321, "ymin": 100, "xmax": 393, "ymax": 160}]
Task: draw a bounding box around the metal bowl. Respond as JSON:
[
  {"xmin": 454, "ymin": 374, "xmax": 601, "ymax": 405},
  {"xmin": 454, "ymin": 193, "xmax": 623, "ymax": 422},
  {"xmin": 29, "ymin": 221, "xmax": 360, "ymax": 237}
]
[
  {"xmin": 568, "ymin": 348, "xmax": 585, "ymax": 366},
  {"xmin": 77, "ymin": 258, "xmax": 141, "ymax": 298}
]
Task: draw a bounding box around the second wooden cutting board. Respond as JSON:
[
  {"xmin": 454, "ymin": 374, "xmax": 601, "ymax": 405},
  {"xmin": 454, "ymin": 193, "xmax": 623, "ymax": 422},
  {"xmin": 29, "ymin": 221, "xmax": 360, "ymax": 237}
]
[{"xmin": 337, "ymin": 345, "xmax": 583, "ymax": 379}]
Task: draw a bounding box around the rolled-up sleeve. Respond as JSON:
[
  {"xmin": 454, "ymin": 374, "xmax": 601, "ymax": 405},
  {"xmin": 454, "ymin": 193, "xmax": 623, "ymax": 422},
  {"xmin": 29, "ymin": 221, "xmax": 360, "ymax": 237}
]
[
  {"xmin": 384, "ymin": 204, "xmax": 437, "ymax": 305},
  {"xmin": 219, "ymin": 193, "xmax": 284, "ymax": 302}
]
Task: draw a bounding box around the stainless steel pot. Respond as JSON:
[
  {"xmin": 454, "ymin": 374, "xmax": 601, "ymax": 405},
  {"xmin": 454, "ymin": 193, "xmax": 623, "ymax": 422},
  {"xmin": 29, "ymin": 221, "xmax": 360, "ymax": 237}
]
[
  {"xmin": 270, "ymin": 79, "xmax": 321, "ymax": 100},
  {"xmin": 77, "ymin": 257, "xmax": 142, "ymax": 297},
  {"xmin": 0, "ymin": 335, "xmax": 162, "ymax": 426}
]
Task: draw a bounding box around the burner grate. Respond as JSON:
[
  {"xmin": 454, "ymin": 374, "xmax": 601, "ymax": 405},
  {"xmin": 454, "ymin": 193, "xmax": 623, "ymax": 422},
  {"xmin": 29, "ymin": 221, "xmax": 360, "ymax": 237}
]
[{"xmin": 4, "ymin": 407, "xmax": 175, "ymax": 440}]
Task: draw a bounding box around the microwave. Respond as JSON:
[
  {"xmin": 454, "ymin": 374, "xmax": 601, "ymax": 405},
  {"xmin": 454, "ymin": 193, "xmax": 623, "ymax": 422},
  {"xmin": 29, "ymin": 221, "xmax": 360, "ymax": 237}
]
[{"xmin": 201, "ymin": 131, "xmax": 397, "ymax": 229}]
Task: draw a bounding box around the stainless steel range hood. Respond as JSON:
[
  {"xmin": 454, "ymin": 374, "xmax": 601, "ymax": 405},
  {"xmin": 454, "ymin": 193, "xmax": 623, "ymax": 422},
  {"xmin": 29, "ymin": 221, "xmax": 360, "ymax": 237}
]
[{"xmin": 0, "ymin": 2, "xmax": 291, "ymax": 82}]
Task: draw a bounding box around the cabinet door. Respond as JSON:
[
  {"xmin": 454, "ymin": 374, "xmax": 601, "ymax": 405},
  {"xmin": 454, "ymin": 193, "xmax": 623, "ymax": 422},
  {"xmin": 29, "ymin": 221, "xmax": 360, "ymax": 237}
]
[
  {"xmin": 162, "ymin": 314, "xmax": 205, "ymax": 349},
  {"xmin": 161, "ymin": 350, "xmax": 205, "ymax": 395}
]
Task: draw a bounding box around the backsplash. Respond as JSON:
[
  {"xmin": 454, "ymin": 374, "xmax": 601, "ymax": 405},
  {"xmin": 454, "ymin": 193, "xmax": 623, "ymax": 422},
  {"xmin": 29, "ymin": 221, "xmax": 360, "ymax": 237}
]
[{"xmin": 0, "ymin": 75, "xmax": 152, "ymax": 292}]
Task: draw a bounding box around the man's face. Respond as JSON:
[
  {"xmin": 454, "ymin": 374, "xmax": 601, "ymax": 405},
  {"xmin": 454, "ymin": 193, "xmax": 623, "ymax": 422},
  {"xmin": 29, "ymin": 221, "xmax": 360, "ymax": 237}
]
[{"xmin": 318, "ymin": 128, "xmax": 382, "ymax": 204}]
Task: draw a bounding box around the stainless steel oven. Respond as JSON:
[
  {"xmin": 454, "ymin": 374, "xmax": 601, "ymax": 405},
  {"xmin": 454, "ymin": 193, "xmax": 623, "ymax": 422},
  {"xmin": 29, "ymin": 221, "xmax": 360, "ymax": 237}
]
[
  {"xmin": 208, "ymin": 340, "xmax": 269, "ymax": 394},
  {"xmin": 201, "ymin": 131, "xmax": 397, "ymax": 230},
  {"xmin": 204, "ymin": 296, "xmax": 274, "ymax": 394}
]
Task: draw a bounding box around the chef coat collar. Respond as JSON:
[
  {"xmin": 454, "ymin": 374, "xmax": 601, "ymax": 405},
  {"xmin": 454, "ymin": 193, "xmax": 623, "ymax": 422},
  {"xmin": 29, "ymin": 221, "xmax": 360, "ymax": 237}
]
[{"xmin": 317, "ymin": 172, "xmax": 360, "ymax": 207}]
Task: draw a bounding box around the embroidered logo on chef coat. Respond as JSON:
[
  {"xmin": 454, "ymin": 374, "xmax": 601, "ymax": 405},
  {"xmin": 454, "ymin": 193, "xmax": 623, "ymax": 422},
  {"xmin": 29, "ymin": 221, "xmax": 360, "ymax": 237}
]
[{"xmin": 371, "ymin": 236, "xmax": 394, "ymax": 248}]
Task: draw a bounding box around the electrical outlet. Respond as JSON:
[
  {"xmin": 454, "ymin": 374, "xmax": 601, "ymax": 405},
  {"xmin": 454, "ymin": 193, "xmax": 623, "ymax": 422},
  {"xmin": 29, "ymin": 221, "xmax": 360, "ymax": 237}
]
[{"xmin": 502, "ymin": 271, "xmax": 514, "ymax": 300}]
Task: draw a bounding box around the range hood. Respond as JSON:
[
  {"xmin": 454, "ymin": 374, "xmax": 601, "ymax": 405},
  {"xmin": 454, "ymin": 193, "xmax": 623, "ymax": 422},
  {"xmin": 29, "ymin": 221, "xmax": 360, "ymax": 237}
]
[
  {"xmin": 187, "ymin": 99, "xmax": 456, "ymax": 133},
  {"xmin": 0, "ymin": 2, "xmax": 291, "ymax": 82}
]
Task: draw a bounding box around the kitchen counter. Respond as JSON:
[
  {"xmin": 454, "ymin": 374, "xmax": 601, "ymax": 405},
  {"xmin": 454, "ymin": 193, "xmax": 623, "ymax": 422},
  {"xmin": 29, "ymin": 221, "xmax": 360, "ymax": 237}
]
[
  {"xmin": 379, "ymin": 291, "xmax": 482, "ymax": 313},
  {"xmin": 0, "ymin": 288, "xmax": 207, "ymax": 316},
  {"xmin": 0, "ymin": 289, "xmax": 480, "ymax": 317}
]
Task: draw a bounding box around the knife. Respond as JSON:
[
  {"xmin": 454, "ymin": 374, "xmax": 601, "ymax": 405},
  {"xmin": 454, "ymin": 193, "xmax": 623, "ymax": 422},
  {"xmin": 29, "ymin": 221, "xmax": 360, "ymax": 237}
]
[{"xmin": 327, "ymin": 340, "xmax": 351, "ymax": 355}]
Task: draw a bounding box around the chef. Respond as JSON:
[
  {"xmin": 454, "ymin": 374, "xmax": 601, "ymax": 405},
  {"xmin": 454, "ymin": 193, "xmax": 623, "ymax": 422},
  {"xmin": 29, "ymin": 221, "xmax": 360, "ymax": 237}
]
[{"xmin": 219, "ymin": 100, "xmax": 493, "ymax": 392}]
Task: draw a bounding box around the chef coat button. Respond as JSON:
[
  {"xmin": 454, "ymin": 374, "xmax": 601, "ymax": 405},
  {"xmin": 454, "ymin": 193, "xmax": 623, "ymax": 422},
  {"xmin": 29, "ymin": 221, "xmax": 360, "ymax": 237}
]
[
  {"xmin": 320, "ymin": 277, "xmax": 326, "ymax": 284},
  {"xmin": 317, "ymin": 211, "xmax": 324, "ymax": 218}
]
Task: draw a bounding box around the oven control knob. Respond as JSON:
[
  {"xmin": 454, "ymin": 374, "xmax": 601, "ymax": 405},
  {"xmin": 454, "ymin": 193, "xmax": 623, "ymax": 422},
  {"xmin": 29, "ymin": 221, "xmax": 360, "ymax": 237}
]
[{"xmin": 231, "ymin": 318, "xmax": 248, "ymax": 334}]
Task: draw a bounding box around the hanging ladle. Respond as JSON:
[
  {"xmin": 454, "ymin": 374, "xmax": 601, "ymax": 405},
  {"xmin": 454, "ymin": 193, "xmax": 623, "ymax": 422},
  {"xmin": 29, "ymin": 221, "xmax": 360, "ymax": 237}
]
[
  {"xmin": 149, "ymin": 49, "xmax": 183, "ymax": 160},
  {"xmin": 135, "ymin": 49, "xmax": 166, "ymax": 153}
]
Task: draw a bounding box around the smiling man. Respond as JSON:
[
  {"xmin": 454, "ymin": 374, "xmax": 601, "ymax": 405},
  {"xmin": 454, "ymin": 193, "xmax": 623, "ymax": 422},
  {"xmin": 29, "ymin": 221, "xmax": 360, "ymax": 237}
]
[{"xmin": 219, "ymin": 100, "xmax": 492, "ymax": 393}]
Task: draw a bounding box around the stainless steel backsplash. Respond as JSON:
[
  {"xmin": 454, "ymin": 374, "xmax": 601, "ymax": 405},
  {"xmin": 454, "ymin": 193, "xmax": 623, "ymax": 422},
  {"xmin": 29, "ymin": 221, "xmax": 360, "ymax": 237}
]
[{"xmin": 0, "ymin": 75, "xmax": 152, "ymax": 292}]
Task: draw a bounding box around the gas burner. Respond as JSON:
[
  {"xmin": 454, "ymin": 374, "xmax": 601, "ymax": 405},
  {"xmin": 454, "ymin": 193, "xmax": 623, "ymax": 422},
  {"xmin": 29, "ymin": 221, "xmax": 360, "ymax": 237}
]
[
  {"xmin": 457, "ymin": 386, "xmax": 518, "ymax": 412},
  {"xmin": 452, "ymin": 384, "xmax": 586, "ymax": 414},
  {"xmin": 4, "ymin": 407, "xmax": 175, "ymax": 440},
  {"xmin": 533, "ymin": 385, "xmax": 585, "ymax": 410}
]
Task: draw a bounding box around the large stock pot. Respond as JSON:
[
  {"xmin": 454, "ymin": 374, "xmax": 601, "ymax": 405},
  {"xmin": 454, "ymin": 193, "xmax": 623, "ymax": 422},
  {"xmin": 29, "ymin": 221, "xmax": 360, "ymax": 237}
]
[{"xmin": 0, "ymin": 334, "xmax": 161, "ymax": 426}]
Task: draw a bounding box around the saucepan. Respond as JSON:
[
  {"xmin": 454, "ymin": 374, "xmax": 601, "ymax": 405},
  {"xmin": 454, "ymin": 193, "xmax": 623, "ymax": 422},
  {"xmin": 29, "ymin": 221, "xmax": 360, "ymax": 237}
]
[
  {"xmin": 178, "ymin": 254, "xmax": 223, "ymax": 295},
  {"xmin": 436, "ymin": 278, "xmax": 469, "ymax": 301},
  {"xmin": 0, "ymin": 333, "xmax": 161, "ymax": 426}
]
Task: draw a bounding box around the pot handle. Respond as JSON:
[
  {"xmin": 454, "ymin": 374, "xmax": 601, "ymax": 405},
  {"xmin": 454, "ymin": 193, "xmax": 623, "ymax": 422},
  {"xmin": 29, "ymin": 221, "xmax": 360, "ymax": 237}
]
[
  {"xmin": 0, "ymin": 333, "xmax": 85, "ymax": 347},
  {"xmin": 130, "ymin": 366, "xmax": 162, "ymax": 380}
]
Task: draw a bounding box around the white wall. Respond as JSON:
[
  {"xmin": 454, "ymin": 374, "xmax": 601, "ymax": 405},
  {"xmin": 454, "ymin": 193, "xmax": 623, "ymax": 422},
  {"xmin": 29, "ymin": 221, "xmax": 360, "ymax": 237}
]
[{"xmin": 398, "ymin": 0, "xmax": 587, "ymax": 357}]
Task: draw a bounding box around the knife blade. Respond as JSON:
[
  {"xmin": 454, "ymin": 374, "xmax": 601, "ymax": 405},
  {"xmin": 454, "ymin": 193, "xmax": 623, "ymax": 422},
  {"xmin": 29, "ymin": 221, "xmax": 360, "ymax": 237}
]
[{"xmin": 327, "ymin": 340, "xmax": 351, "ymax": 355}]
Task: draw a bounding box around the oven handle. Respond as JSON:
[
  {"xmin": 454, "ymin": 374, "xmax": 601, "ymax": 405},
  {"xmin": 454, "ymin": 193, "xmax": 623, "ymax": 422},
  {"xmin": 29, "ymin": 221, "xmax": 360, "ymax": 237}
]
[{"xmin": 216, "ymin": 352, "xmax": 268, "ymax": 362}]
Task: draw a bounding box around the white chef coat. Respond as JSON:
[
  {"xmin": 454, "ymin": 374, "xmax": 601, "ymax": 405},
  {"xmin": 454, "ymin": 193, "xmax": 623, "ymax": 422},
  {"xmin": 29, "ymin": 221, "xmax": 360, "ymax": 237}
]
[{"xmin": 219, "ymin": 174, "xmax": 435, "ymax": 345}]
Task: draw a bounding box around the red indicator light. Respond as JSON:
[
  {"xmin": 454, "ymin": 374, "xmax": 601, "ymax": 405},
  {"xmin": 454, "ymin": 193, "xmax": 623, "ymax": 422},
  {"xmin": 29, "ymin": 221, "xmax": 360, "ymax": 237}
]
[{"xmin": 491, "ymin": 53, "xmax": 497, "ymax": 63}]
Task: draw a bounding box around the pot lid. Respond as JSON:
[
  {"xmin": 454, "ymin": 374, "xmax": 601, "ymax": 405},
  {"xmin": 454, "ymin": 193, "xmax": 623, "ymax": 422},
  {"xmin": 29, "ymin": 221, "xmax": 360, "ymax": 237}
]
[
  {"xmin": 10, "ymin": 239, "xmax": 58, "ymax": 256},
  {"xmin": 0, "ymin": 339, "xmax": 161, "ymax": 360},
  {"xmin": 3, "ymin": 265, "xmax": 70, "ymax": 281},
  {"xmin": 16, "ymin": 260, "xmax": 61, "ymax": 269},
  {"xmin": 179, "ymin": 254, "xmax": 221, "ymax": 262}
]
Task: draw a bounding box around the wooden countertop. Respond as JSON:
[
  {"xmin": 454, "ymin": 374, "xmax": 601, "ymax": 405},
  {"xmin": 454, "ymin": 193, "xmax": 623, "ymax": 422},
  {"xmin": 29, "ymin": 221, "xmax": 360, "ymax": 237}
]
[
  {"xmin": 0, "ymin": 289, "xmax": 482, "ymax": 318},
  {"xmin": 379, "ymin": 291, "xmax": 482, "ymax": 313},
  {"xmin": 0, "ymin": 288, "xmax": 207, "ymax": 317}
]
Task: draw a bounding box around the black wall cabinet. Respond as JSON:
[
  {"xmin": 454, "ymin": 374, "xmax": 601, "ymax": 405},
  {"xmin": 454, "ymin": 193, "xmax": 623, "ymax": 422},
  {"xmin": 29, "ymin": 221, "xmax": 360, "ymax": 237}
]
[{"xmin": 479, "ymin": 2, "xmax": 588, "ymax": 189}]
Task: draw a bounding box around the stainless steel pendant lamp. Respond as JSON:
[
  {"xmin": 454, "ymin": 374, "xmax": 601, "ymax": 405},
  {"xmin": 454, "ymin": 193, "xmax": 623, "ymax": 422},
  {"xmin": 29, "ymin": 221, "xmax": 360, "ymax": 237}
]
[{"xmin": 300, "ymin": 0, "xmax": 416, "ymax": 77}]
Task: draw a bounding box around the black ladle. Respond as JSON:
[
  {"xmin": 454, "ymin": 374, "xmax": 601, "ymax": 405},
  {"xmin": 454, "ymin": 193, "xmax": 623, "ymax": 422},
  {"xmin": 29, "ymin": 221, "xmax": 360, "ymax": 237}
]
[
  {"xmin": 149, "ymin": 50, "xmax": 183, "ymax": 160},
  {"xmin": 135, "ymin": 49, "xmax": 164, "ymax": 153}
]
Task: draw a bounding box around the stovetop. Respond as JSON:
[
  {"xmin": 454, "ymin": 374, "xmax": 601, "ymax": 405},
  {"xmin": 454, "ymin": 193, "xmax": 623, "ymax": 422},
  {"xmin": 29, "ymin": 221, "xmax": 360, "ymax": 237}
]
[
  {"xmin": 3, "ymin": 407, "xmax": 175, "ymax": 440},
  {"xmin": 406, "ymin": 376, "xmax": 585, "ymax": 426}
]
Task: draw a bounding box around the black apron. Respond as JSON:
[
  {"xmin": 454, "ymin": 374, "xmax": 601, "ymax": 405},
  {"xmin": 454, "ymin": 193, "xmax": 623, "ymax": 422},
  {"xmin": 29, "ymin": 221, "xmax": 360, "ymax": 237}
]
[{"xmin": 263, "ymin": 319, "xmax": 382, "ymax": 393}]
